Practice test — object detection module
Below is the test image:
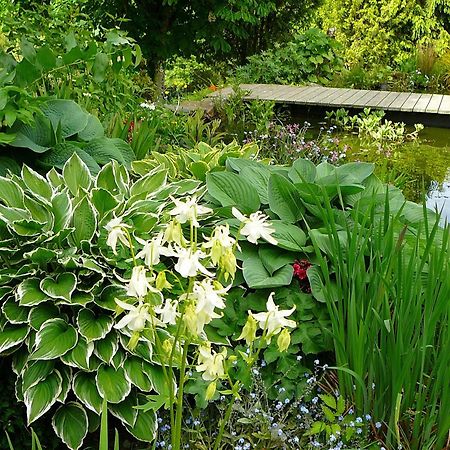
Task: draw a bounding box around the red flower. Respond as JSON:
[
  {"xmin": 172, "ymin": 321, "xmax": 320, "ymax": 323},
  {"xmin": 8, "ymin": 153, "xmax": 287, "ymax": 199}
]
[{"xmin": 292, "ymin": 259, "xmax": 312, "ymax": 293}]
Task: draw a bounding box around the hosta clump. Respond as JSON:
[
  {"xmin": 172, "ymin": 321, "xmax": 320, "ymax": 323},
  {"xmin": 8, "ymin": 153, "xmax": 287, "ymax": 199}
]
[{"xmin": 0, "ymin": 153, "xmax": 204, "ymax": 449}]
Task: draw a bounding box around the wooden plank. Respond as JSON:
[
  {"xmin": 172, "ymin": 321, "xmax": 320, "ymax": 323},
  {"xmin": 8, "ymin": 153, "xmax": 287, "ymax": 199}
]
[
  {"xmin": 352, "ymin": 90, "xmax": 383, "ymax": 107},
  {"xmin": 301, "ymin": 87, "xmax": 335, "ymax": 103},
  {"xmin": 341, "ymin": 90, "xmax": 371, "ymax": 107},
  {"xmin": 326, "ymin": 89, "xmax": 360, "ymax": 106},
  {"xmin": 413, "ymin": 94, "xmax": 433, "ymax": 112},
  {"xmin": 275, "ymin": 86, "xmax": 310, "ymax": 102},
  {"xmin": 288, "ymin": 86, "xmax": 324, "ymax": 103},
  {"xmin": 376, "ymin": 91, "xmax": 402, "ymax": 109},
  {"xmin": 400, "ymin": 93, "xmax": 422, "ymax": 112},
  {"xmin": 303, "ymin": 87, "xmax": 341, "ymax": 104},
  {"xmin": 389, "ymin": 93, "xmax": 412, "ymax": 110},
  {"xmin": 425, "ymin": 94, "xmax": 443, "ymax": 113},
  {"xmin": 321, "ymin": 88, "xmax": 351, "ymax": 105},
  {"xmin": 367, "ymin": 91, "xmax": 390, "ymax": 108},
  {"xmin": 438, "ymin": 95, "xmax": 450, "ymax": 114}
]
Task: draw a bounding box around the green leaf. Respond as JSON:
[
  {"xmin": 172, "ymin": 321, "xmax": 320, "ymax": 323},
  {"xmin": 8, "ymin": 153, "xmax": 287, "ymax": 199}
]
[
  {"xmin": 240, "ymin": 165, "xmax": 271, "ymax": 204},
  {"xmin": 40, "ymin": 273, "xmax": 77, "ymax": 302},
  {"xmin": 91, "ymin": 188, "xmax": 119, "ymax": 219},
  {"xmin": 52, "ymin": 402, "xmax": 88, "ymax": 450},
  {"xmin": 41, "ymin": 100, "xmax": 89, "ymax": 139},
  {"xmin": 0, "ymin": 324, "xmax": 29, "ymax": 353},
  {"xmin": 83, "ymin": 137, "xmax": 135, "ymax": 167},
  {"xmin": 207, "ymin": 171, "xmax": 260, "ymax": 211},
  {"xmin": 96, "ymin": 365, "xmax": 131, "ymax": 404},
  {"xmin": 335, "ymin": 162, "xmax": 374, "ymax": 184},
  {"xmin": 322, "ymin": 405, "xmax": 336, "ymax": 422},
  {"xmin": 0, "ymin": 176, "xmax": 24, "ymax": 208},
  {"xmin": 77, "ymin": 309, "xmax": 113, "ymax": 342},
  {"xmin": 63, "ymin": 153, "xmax": 92, "ymax": 196},
  {"xmin": 110, "ymin": 394, "xmax": 138, "ymax": 427},
  {"xmin": 22, "ymin": 361, "xmax": 55, "ymax": 392},
  {"xmin": 71, "ymin": 196, "xmax": 97, "ymax": 246},
  {"xmin": 126, "ymin": 408, "xmax": 157, "ymax": 442},
  {"xmin": 271, "ymin": 221, "xmax": 307, "ymax": 251},
  {"xmin": 30, "ymin": 318, "xmax": 78, "ymax": 360},
  {"xmin": 28, "ymin": 303, "xmax": 60, "ymax": 330},
  {"xmin": 17, "ymin": 278, "xmax": 49, "ymax": 306},
  {"xmin": 130, "ymin": 167, "xmax": 167, "ymax": 197},
  {"xmin": 51, "ymin": 189, "xmax": 72, "ymax": 233},
  {"xmin": 92, "ymin": 52, "xmax": 109, "ymax": 82},
  {"xmin": 22, "ymin": 165, "xmax": 53, "ymax": 200},
  {"xmin": 123, "ymin": 357, "xmax": 153, "ymax": 391},
  {"xmin": 78, "ymin": 115, "xmax": 104, "ymax": 141},
  {"xmin": 258, "ymin": 246, "xmax": 295, "ymax": 275},
  {"xmin": 289, "ymin": 158, "xmax": 317, "ymax": 183},
  {"xmin": 9, "ymin": 115, "xmax": 53, "ymax": 153},
  {"xmin": 24, "ymin": 370, "xmax": 62, "ymax": 424},
  {"xmin": 36, "ymin": 46, "xmax": 56, "ymax": 70},
  {"xmin": 268, "ymin": 173, "xmax": 304, "ymax": 223},
  {"xmin": 60, "ymin": 336, "xmax": 93, "ymax": 370},
  {"xmin": 319, "ymin": 394, "xmax": 337, "ymax": 410},
  {"xmin": 73, "ymin": 372, "xmax": 103, "ymax": 414},
  {"xmin": 94, "ymin": 332, "xmax": 118, "ymax": 364},
  {"xmin": 2, "ymin": 297, "xmax": 29, "ymax": 324},
  {"xmin": 243, "ymin": 256, "xmax": 293, "ymax": 289},
  {"xmin": 39, "ymin": 144, "xmax": 101, "ymax": 174}
]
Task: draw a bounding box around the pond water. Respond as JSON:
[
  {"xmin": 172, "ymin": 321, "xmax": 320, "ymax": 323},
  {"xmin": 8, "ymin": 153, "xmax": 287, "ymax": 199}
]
[{"xmin": 291, "ymin": 113, "xmax": 450, "ymax": 220}]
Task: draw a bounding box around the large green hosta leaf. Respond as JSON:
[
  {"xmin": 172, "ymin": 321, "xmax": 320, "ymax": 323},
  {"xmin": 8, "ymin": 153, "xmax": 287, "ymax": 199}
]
[
  {"xmin": 40, "ymin": 273, "xmax": 77, "ymax": 302},
  {"xmin": 62, "ymin": 152, "xmax": 92, "ymax": 196},
  {"xmin": 96, "ymin": 365, "xmax": 131, "ymax": 404},
  {"xmin": 70, "ymin": 197, "xmax": 97, "ymax": 246},
  {"xmin": 30, "ymin": 318, "xmax": 78, "ymax": 360},
  {"xmin": 24, "ymin": 370, "xmax": 62, "ymax": 423},
  {"xmin": 52, "ymin": 402, "xmax": 88, "ymax": 450},
  {"xmin": 77, "ymin": 309, "xmax": 113, "ymax": 342},
  {"xmin": 60, "ymin": 336, "xmax": 94, "ymax": 370},
  {"xmin": 0, "ymin": 324, "xmax": 29, "ymax": 353},
  {"xmin": 243, "ymin": 256, "xmax": 293, "ymax": 289},
  {"xmin": 268, "ymin": 173, "xmax": 304, "ymax": 223},
  {"xmin": 22, "ymin": 165, "xmax": 53, "ymax": 200},
  {"xmin": 126, "ymin": 407, "xmax": 158, "ymax": 442},
  {"xmin": 73, "ymin": 372, "xmax": 103, "ymax": 414}
]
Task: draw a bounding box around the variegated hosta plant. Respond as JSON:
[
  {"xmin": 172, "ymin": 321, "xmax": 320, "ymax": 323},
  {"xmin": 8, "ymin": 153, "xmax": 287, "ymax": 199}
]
[{"xmin": 0, "ymin": 153, "xmax": 209, "ymax": 449}]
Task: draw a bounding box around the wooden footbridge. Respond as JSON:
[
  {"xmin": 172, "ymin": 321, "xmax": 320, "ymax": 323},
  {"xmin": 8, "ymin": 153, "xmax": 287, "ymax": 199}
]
[{"xmin": 210, "ymin": 84, "xmax": 450, "ymax": 125}]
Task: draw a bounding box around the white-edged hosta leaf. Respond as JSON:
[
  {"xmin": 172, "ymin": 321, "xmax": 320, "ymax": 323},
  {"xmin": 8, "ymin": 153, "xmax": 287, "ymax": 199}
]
[
  {"xmin": 123, "ymin": 357, "xmax": 152, "ymax": 391},
  {"xmin": 22, "ymin": 360, "xmax": 55, "ymax": 392},
  {"xmin": 57, "ymin": 365, "xmax": 72, "ymax": 403},
  {"xmin": 28, "ymin": 303, "xmax": 60, "ymax": 330},
  {"xmin": 141, "ymin": 362, "xmax": 174, "ymax": 397},
  {"xmin": 72, "ymin": 372, "xmax": 103, "ymax": 414},
  {"xmin": 51, "ymin": 189, "xmax": 72, "ymax": 233},
  {"xmin": 24, "ymin": 370, "xmax": 62, "ymax": 424},
  {"xmin": 2, "ymin": 297, "xmax": 29, "ymax": 323},
  {"xmin": 126, "ymin": 408, "xmax": 157, "ymax": 442},
  {"xmin": 94, "ymin": 331, "xmax": 118, "ymax": 364},
  {"xmin": 0, "ymin": 324, "xmax": 29, "ymax": 353},
  {"xmin": 77, "ymin": 309, "xmax": 113, "ymax": 341},
  {"xmin": 96, "ymin": 284, "xmax": 127, "ymax": 311},
  {"xmin": 30, "ymin": 318, "xmax": 78, "ymax": 360},
  {"xmin": 23, "ymin": 247, "xmax": 58, "ymax": 265},
  {"xmin": 62, "ymin": 151, "xmax": 91, "ymax": 196},
  {"xmin": 22, "ymin": 165, "xmax": 53, "ymax": 200},
  {"xmin": 12, "ymin": 350, "xmax": 29, "ymax": 375},
  {"xmin": 96, "ymin": 364, "xmax": 131, "ymax": 404},
  {"xmin": 65, "ymin": 291, "xmax": 94, "ymax": 306},
  {"xmin": 111, "ymin": 347, "xmax": 126, "ymax": 369},
  {"xmin": 110, "ymin": 392, "xmax": 138, "ymax": 427},
  {"xmin": 52, "ymin": 402, "xmax": 88, "ymax": 450},
  {"xmin": 9, "ymin": 219, "xmax": 44, "ymax": 236},
  {"xmin": 40, "ymin": 273, "xmax": 76, "ymax": 302},
  {"xmin": 60, "ymin": 336, "xmax": 94, "ymax": 370},
  {"xmin": 17, "ymin": 278, "xmax": 49, "ymax": 306},
  {"xmin": 70, "ymin": 196, "xmax": 97, "ymax": 246},
  {"xmin": 0, "ymin": 176, "xmax": 24, "ymax": 208}
]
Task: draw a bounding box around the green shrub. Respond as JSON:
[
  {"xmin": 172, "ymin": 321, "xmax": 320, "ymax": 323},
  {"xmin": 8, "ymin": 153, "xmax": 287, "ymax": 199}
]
[{"xmin": 234, "ymin": 29, "xmax": 343, "ymax": 85}]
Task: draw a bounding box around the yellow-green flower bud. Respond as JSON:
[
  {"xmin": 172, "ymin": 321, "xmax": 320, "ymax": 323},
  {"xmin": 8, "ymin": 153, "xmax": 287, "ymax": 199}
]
[
  {"xmin": 220, "ymin": 249, "xmax": 237, "ymax": 281},
  {"xmin": 205, "ymin": 381, "xmax": 217, "ymax": 400},
  {"xmin": 183, "ymin": 303, "xmax": 198, "ymax": 336},
  {"xmin": 164, "ymin": 220, "xmax": 186, "ymax": 247},
  {"xmin": 128, "ymin": 331, "xmax": 140, "ymax": 351},
  {"xmin": 156, "ymin": 271, "xmax": 172, "ymax": 291},
  {"xmin": 237, "ymin": 314, "xmax": 257, "ymax": 346},
  {"xmin": 277, "ymin": 328, "xmax": 291, "ymax": 353}
]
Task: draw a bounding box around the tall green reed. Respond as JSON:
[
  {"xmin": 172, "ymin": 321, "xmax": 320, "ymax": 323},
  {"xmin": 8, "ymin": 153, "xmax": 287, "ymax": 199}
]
[{"xmin": 308, "ymin": 189, "xmax": 450, "ymax": 449}]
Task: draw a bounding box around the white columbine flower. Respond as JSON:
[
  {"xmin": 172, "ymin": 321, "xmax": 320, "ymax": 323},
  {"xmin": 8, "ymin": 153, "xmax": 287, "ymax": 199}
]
[
  {"xmin": 126, "ymin": 265, "xmax": 152, "ymax": 298},
  {"xmin": 114, "ymin": 299, "xmax": 152, "ymax": 332},
  {"xmin": 155, "ymin": 299, "xmax": 179, "ymax": 325},
  {"xmin": 165, "ymin": 245, "xmax": 214, "ymax": 278},
  {"xmin": 105, "ymin": 217, "xmax": 131, "ymax": 254},
  {"xmin": 169, "ymin": 195, "xmax": 212, "ymax": 227},
  {"xmin": 232, "ymin": 207, "xmax": 277, "ymax": 245},
  {"xmin": 196, "ymin": 345, "xmax": 227, "ymax": 381},
  {"xmin": 202, "ymin": 224, "xmax": 238, "ymax": 265},
  {"xmin": 136, "ymin": 232, "xmax": 167, "ymax": 267},
  {"xmin": 251, "ymin": 292, "xmax": 296, "ymax": 338}
]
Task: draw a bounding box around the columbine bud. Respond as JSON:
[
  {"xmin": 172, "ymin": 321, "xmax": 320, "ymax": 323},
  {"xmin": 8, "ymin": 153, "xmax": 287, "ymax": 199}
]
[
  {"xmin": 156, "ymin": 271, "xmax": 172, "ymax": 291},
  {"xmin": 164, "ymin": 220, "xmax": 186, "ymax": 247},
  {"xmin": 183, "ymin": 304, "xmax": 198, "ymax": 336},
  {"xmin": 162, "ymin": 339, "xmax": 173, "ymax": 359},
  {"xmin": 205, "ymin": 381, "xmax": 217, "ymax": 400},
  {"xmin": 220, "ymin": 249, "xmax": 237, "ymax": 281},
  {"xmin": 277, "ymin": 328, "xmax": 291, "ymax": 352},
  {"xmin": 128, "ymin": 331, "xmax": 140, "ymax": 351},
  {"xmin": 237, "ymin": 314, "xmax": 257, "ymax": 346}
]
